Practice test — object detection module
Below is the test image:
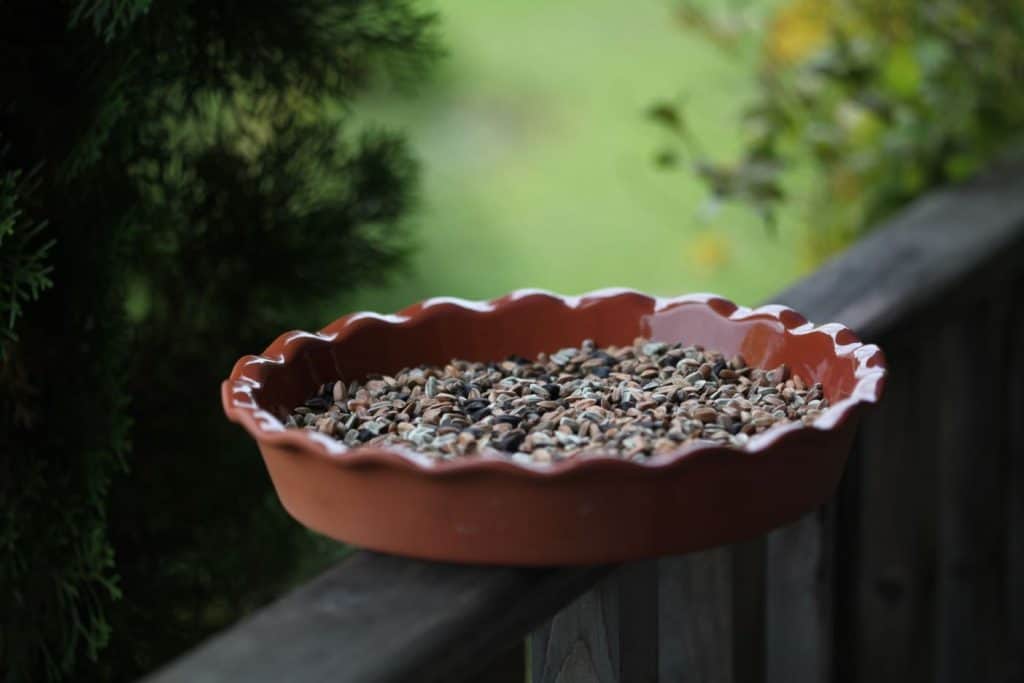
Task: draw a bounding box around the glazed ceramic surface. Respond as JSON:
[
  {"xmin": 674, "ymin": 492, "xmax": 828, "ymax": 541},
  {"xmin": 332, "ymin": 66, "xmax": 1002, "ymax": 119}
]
[{"xmin": 222, "ymin": 290, "xmax": 886, "ymax": 565}]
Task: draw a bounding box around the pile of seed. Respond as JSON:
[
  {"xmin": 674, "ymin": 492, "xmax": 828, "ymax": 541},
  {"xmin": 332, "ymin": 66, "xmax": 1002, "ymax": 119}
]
[{"xmin": 284, "ymin": 338, "xmax": 828, "ymax": 464}]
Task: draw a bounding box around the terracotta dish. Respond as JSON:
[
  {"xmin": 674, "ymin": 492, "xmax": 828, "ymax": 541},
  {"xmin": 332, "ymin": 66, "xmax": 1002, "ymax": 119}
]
[{"xmin": 222, "ymin": 290, "xmax": 885, "ymax": 565}]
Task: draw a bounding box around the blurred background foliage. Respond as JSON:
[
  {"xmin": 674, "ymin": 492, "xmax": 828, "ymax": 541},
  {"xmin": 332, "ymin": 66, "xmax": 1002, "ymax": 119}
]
[
  {"xmin": 1, "ymin": 1, "xmax": 437, "ymax": 680},
  {"xmin": 651, "ymin": 0, "xmax": 1024, "ymax": 260},
  {"xmin": 3, "ymin": 0, "xmax": 1022, "ymax": 680},
  {"xmin": 342, "ymin": 0, "xmax": 807, "ymax": 317}
]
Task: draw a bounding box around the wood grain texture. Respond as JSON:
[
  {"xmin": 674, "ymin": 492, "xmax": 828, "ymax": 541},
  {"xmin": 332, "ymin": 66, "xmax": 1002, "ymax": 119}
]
[
  {"xmin": 530, "ymin": 561, "xmax": 658, "ymax": 683},
  {"xmin": 658, "ymin": 549, "xmax": 734, "ymax": 683},
  {"xmin": 730, "ymin": 538, "xmax": 765, "ymax": 683},
  {"xmin": 535, "ymin": 532, "xmax": 758, "ymax": 683},
  {"xmin": 1007, "ymin": 280, "xmax": 1024, "ymax": 683},
  {"xmin": 763, "ymin": 506, "xmax": 835, "ymax": 683},
  {"xmin": 934, "ymin": 306, "xmax": 1010, "ymax": 683},
  {"xmin": 143, "ymin": 552, "xmax": 607, "ymax": 683},
  {"xmin": 848, "ymin": 331, "xmax": 936, "ymax": 683},
  {"xmin": 832, "ymin": 431, "xmax": 862, "ymax": 683}
]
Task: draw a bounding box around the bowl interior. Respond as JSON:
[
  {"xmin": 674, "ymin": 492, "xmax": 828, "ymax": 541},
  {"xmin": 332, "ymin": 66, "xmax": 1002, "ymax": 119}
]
[{"xmin": 253, "ymin": 293, "xmax": 863, "ymax": 422}]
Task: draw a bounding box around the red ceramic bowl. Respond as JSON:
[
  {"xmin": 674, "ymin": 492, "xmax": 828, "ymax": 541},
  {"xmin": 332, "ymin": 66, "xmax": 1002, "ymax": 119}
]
[{"xmin": 222, "ymin": 290, "xmax": 885, "ymax": 565}]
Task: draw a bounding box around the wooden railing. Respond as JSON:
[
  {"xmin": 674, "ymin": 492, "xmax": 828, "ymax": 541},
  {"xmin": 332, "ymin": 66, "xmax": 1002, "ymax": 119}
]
[{"xmin": 145, "ymin": 161, "xmax": 1024, "ymax": 683}]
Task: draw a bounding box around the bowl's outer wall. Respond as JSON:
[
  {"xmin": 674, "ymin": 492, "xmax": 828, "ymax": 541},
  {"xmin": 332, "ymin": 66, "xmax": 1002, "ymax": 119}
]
[
  {"xmin": 259, "ymin": 418, "xmax": 858, "ymax": 564},
  {"xmin": 225, "ymin": 291, "xmax": 884, "ymax": 565}
]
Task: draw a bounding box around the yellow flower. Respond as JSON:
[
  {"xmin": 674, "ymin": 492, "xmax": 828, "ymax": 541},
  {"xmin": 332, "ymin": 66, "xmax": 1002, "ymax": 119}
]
[
  {"xmin": 765, "ymin": 0, "xmax": 830, "ymax": 66},
  {"xmin": 829, "ymin": 167, "xmax": 862, "ymax": 202},
  {"xmin": 688, "ymin": 231, "xmax": 731, "ymax": 272}
]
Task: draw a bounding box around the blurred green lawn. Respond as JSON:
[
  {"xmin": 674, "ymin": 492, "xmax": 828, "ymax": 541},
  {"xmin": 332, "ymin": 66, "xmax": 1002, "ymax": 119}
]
[{"xmin": 340, "ymin": 0, "xmax": 809, "ymax": 316}]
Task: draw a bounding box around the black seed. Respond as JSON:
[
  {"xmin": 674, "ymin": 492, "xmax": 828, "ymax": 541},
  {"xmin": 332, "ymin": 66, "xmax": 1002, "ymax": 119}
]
[
  {"xmin": 659, "ymin": 355, "xmax": 677, "ymax": 368},
  {"xmin": 494, "ymin": 414, "xmax": 523, "ymax": 426},
  {"xmin": 592, "ymin": 366, "xmax": 610, "ymax": 378},
  {"xmin": 464, "ymin": 399, "xmax": 490, "ymax": 412},
  {"xmin": 469, "ymin": 407, "xmax": 491, "ymax": 422},
  {"xmin": 594, "ymin": 350, "xmax": 616, "ymax": 364},
  {"xmin": 305, "ymin": 397, "xmax": 330, "ymax": 411},
  {"xmin": 507, "ymin": 354, "xmax": 530, "ymax": 365},
  {"xmin": 467, "ymin": 427, "xmax": 485, "ymax": 438},
  {"xmin": 357, "ymin": 429, "xmax": 374, "ymax": 442},
  {"xmin": 544, "ymin": 383, "xmax": 561, "ymax": 399},
  {"xmin": 712, "ymin": 359, "xmax": 727, "ymax": 378},
  {"xmin": 495, "ymin": 429, "xmax": 526, "ymax": 452},
  {"xmin": 727, "ymin": 422, "xmax": 743, "ymax": 435}
]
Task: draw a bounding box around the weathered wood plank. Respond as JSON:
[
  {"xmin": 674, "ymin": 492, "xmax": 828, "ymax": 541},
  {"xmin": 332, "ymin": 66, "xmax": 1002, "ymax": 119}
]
[
  {"xmin": 763, "ymin": 505, "xmax": 835, "ymax": 683},
  {"xmin": 730, "ymin": 538, "xmax": 765, "ymax": 683},
  {"xmin": 143, "ymin": 552, "xmax": 607, "ymax": 683},
  {"xmin": 536, "ymin": 539, "xmax": 756, "ymax": 683},
  {"xmin": 1007, "ymin": 280, "xmax": 1024, "ymax": 683},
  {"xmin": 529, "ymin": 561, "xmax": 658, "ymax": 683},
  {"xmin": 934, "ymin": 305, "xmax": 1010, "ymax": 683},
  {"xmin": 832, "ymin": 432, "xmax": 862, "ymax": 683},
  {"xmin": 536, "ymin": 539, "xmax": 755, "ymax": 683},
  {"xmin": 849, "ymin": 331, "xmax": 936, "ymax": 683},
  {"xmin": 658, "ymin": 549, "xmax": 734, "ymax": 682},
  {"xmin": 618, "ymin": 562, "xmax": 660, "ymax": 682}
]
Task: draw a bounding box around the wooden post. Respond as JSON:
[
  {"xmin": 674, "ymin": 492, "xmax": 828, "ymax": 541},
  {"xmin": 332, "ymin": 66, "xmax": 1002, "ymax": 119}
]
[
  {"xmin": 762, "ymin": 507, "xmax": 835, "ymax": 683},
  {"xmin": 934, "ymin": 305, "xmax": 1011, "ymax": 683},
  {"xmin": 844, "ymin": 329, "xmax": 936, "ymax": 683},
  {"xmin": 1007, "ymin": 280, "xmax": 1024, "ymax": 683},
  {"xmin": 530, "ymin": 561, "xmax": 658, "ymax": 683},
  {"xmin": 659, "ymin": 548, "xmax": 737, "ymax": 682}
]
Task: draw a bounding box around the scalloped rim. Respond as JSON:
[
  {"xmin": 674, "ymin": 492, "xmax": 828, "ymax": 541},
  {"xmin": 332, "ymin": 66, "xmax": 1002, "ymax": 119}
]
[{"xmin": 221, "ymin": 290, "xmax": 886, "ymax": 478}]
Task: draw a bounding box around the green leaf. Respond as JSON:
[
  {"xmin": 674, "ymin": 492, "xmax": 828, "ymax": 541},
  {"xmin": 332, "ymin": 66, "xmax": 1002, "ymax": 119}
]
[
  {"xmin": 882, "ymin": 46, "xmax": 921, "ymax": 98},
  {"xmin": 654, "ymin": 149, "xmax": 680, "ymax": 168},
  {"xmin": 647, "ymin": 102, "xmax": 685, "ymax": 133},
  {"xmin": 916, "ymin": 38, "xmax": 951, "ymax": 74},
  {"xmin": 944, "ymin": 153, "xmax": 981, "ymax": 181}
]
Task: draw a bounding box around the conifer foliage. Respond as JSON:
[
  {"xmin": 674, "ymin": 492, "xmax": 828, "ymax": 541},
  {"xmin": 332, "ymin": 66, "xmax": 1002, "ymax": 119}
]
[{"xmin": 0, "ymin": 1, "xmax": 438, "ymax": 679}]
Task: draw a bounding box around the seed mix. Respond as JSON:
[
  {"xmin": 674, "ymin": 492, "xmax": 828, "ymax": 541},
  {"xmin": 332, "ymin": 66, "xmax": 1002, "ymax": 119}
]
[{"xmin": 284, "ymin": 338, "xmax": 828, "ymax": 464}]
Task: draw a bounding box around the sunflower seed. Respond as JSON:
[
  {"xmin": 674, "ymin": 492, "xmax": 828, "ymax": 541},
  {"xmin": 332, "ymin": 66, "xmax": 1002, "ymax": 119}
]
[{"xmin": 286, "ymin": 338, "xmax": 828, "ymax": 463}]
